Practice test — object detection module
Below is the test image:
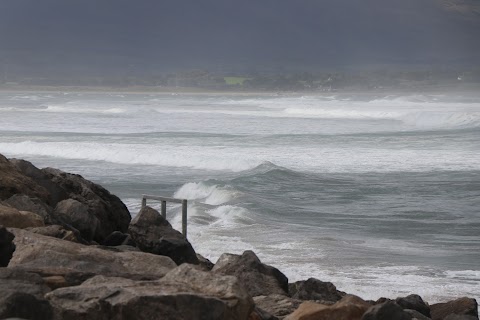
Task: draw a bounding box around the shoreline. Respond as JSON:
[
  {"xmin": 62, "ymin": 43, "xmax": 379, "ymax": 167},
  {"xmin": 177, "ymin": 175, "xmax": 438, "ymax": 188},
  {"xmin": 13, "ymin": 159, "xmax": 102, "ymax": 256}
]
[{"xmin": 1, "ymin": 83, "xmax": 479, "ymax": 96}]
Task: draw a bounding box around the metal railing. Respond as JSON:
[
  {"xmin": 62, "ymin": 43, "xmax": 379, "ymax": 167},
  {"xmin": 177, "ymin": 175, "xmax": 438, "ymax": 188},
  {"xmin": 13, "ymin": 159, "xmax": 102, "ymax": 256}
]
[{"xmin": 141, "ymin": 194, "xmax": 188, "ymax": 238}]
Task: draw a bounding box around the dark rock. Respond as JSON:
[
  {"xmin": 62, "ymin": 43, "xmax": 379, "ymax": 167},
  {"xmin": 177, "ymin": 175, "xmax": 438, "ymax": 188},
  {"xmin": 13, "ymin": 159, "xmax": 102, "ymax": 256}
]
[
  {"xmin": 0, "ymin": 226, "xmax": 15, "ymax": 267},
  {"xmin": 362, "ymin": 301, "xmax": 413, "ymax": 320},
  {"xmin": 285, "ymin": 295, "xmax": 371, "ymax": 320},
  {"xmin": 0, "ymin": 203, "xmax": 44, "ymax": 228},
  {"xmin": 128, "ymin": 206, "xmax": 199, "ymax": 265},
  {"xmin": 196, "ymin": 253, "xmax": 214, "ymax": 271},
  {"xmin": 289, "ymin": 277, "xmax": 346, "ymax": 303},
  {"xmin": 444, "ymin": 315, "xmax": 478, "ymax": 320},
  {"xmin": 9, "ymin": 158, "xmax": 66, "ymax": 205},
  {"xmin": 4, "ymin": 194, "xmax": 54, "ymax": 224},
  {"xmin": 431, "ymin": 298, "xmax": 478, "ymax": 320},
  {"xmin": 249, "ymin": 306, "xmax": 279, "ymax": 320},
  {"xmin": 41, "ymin": 167, "xmax": 131, "ymax": 242},
  {"xmin": 46, "ymin": 264, "xmax": 254, "ymax": 320},
  {"xmin": 0, "ymin": 154, "xmax": 50, "ymax": 203},
  {"xmin": 27, "ymin": 224, "xmax": 88, "ymax": 244},
  {"xmin": 52, "ymin": 199, "xmax": 99, "ymax": 241},
  {"xmin": 0, "ymin": 268, "xmax": 53, "ymax": 320},
  {"xmin": 102, "ymin": 230, "xmax": 135, "ymax": 247},
  {"xmin": 9, "ymin": 228, "xmax": 176, "ymax": 281},
  {"xmin": 396, "ymin": 294, "xmax": 431, "ymax": 318},
  {"xmin": 254, "ymin": 294, "xmax": 303, "ymax": 319},
  {"xmin": 404, "ymin": 309, "xmax": 433, "ymax": 320},
  {"xmin": 212, "ymin": 250, "xmax": 288, "ymax": 297}
]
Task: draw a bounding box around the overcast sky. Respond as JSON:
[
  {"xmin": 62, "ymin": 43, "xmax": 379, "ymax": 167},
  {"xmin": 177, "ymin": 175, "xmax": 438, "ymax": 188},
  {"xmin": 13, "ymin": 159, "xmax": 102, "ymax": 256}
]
[{"xmin": 0, "ymin": 0, "xmax": 479, "ymax": 76}]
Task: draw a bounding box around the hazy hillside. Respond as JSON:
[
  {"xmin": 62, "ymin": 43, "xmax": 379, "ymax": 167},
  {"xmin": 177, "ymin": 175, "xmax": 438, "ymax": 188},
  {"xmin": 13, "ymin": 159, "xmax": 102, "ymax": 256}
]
[{"xmin": 0, "ymin": 0, "xmax": 479, "ymax": 80}]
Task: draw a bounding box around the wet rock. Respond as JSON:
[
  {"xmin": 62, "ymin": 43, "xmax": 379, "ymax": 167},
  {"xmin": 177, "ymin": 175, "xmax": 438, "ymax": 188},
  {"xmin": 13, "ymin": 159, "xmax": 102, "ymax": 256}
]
[
  {"xmin": 396, "ymin": 294, "xmax": 431, "ymax": 318},
  {"xmin": 0, "ymin": 203, "xmax": 44, "ymax": 228},
  {"xmin": 285, "ymin": 295, "xmax": 371, "ymax": 320},
  {"xmin": 212, "ymin": 250, "xmax": 288, "ymax": 297},
  {"xmin": 0, "ymin": 226, "xmax": 15, "ymax": 267},
  {"xmin": 46, "ymin": 264, "xmax": 254, "ymax": 320},
  {"xmin": 9, "ymin": 228, "xmax": 176, "ymax": 281},
  {"xmin": 254, "ymin": 294, "xmax": 303, "ymax": 319},
  {"xmin": 289, "ymin": 277, "xmax": 346, "ymax": 303},
  {"xmin": 41, "ymin": 167, "xmax": 131, "ymax": 242},
  {"xmin": 362, "ymin": 301, "xmax": 413, "ymax": 320},
  {"xmin": 128, "ymin": 206, "xmax": 199, "ymax": 265},
  {"xmin": 430, "ymin": 298, "xmax": 478, "ymax": 320},
  {"xmin": 52, "ymin": 199, "xmax": 99, "ymax": 241},
  {"xmin": 444, "ymin": 315, "xmax": 478, "ymax": 320},
  {"xmin": 0, "ymin": 268, "xmax": 53, "ymax": 320}
]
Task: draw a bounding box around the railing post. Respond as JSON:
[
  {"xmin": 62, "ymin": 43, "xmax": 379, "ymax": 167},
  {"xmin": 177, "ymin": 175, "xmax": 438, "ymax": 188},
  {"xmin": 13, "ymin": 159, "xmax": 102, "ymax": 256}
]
[
  {"xmin": 161, "ymin": 201, "xmax": 167, "ymax": 218},
  {"xmin": 141, "ymin": 197, "xmax": 147, "ymax": 208},
  {"xmin": 182, "ymin": 199, "xmax": 188, "ymax": 238}
]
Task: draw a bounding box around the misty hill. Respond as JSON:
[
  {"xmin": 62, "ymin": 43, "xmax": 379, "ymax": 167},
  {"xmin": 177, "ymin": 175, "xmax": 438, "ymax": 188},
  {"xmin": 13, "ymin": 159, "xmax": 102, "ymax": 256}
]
[{"xmin": 0, "ymin": 0, "xmax": 479, "ymax": 81}]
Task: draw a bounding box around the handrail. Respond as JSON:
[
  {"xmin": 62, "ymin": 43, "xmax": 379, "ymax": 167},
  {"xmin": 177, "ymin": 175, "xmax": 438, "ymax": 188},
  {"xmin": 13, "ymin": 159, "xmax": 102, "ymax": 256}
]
[{"xmin": 141, "ymin": 194, "xmax": 188, "ymax": 238}]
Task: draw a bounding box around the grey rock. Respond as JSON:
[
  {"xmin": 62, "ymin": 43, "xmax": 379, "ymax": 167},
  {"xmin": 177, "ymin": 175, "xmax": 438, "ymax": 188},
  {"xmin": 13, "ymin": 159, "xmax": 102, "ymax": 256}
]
[
  {"xmin": 53, "ymin": 199, "xmax": 99, "ymax": 241},
  {"xmin": 289, "ymin": 277, "xmax": 346, "ymax": 303},
  {"xmin": 102, "ymin": 230, "xmax": 135, "ymax": 247},
  {"xmin": 4, "ymin": 194, "xmax": 54, "ymax": 224},
  {"xmin": 41, "ymin": 167, "xmax": 131, "ymax": 242},
  {"xmin": 46, "ymin": 264, "xmax": 254, "ymax": 320},
  {"xmin": 396, "ymin": 294, "xmax": 431, "ymax": 318},
  {"xmin": 9, "ymin": 228, "xmax": 176, "ymax": 281},
  {"xmin": 128, "ymin": 206, "xmax": 198, "ymax": 265},
  {"xmin": 27, "ymin": 224, "xmax": 88, "ymax": 244},
  {"xmin": 0, "ymin": 268, "xmax": 53, "ymax": 320},
  {"xmin": 212, "ymin": 250, "xmax": 288, "ymax": 297},
  {"xmin": 362, "ymin": 301, "xmax": 413, "ymax": 320},
  {"xmin": 254, "ymin": 294, "xmax": 303, "ymax": 319},
  {"xmin": 0, "ymin": 204, "xmax": 44, "ymax": 229},
  {"xmin": 431, "ymin": 298, "xmax": 478, "ymax": 320},
  {"xmin": 404, "ymin": 309, "xmax": 432, "ymax": 320}
]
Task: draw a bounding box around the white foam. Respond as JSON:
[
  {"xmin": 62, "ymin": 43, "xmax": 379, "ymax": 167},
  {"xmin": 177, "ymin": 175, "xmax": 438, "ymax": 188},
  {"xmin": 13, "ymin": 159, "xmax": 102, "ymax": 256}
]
[{"xmin": 173, "ymin": 182, "xmax": 240, "ymax": 205}]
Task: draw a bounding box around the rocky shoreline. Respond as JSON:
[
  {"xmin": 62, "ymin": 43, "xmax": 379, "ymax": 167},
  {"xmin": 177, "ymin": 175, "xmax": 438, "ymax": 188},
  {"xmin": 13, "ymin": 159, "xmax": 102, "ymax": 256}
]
[{"xmin": 0, "ymin": 153, "xmax": 478, "ymax": 320}]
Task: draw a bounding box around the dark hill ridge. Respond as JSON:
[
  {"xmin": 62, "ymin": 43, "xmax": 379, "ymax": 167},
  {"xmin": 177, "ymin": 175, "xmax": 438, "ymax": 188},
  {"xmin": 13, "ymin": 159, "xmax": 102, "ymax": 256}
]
[{"xmin": 0, "ymin": 0, "xmax": 479, "ymax": 78}]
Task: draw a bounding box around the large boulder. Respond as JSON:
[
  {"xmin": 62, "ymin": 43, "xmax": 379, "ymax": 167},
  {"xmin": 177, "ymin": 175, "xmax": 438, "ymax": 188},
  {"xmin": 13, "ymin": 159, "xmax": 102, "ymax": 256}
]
[
  {"xmin": 362, "ymin": 301, "xmax": 413, "ymax": 320},
  {"xmin": 289, "ymin": 278, "xmax": 346, "ymax": 303},
  {"xmin": 1, "ymin": 155, "xmax": 131, "ymax": 242},
  {"xmin": 0, "ymin": 226, "xmax": 15, "ymax": 266},
  {"xmin": 284, "ymin": 295, "xmax": 371, "ymax": 320},
  {"xmin": 0, "ymin": 154, "xmax": 50, "ymax": 203},
  {"xmin": 52, "ymin": 199, "xmax": 99, "ymax": 241},
  {"xmin": 46, "ymin": 264, "xmax": 254, "ymax": 320},
  {"xmin": 128, "ymin": 206, "xmax": 199, "ymax": 265},
  {"xmin": 253, "ymin": 295, "xmax": 304, "ymax": 319},
  {"xmin": 8, "ymin": 228, "xmax": 176, "ymax": 283},
  {"xmin": 4, "ymin": 194, "xmax": 54, "ymax": 224},
  {"xmin": 395, "ymin": 294, "xmax": 431, "ymax": 318},
  {"xmin": 430, "ymin": 298, "xmax": 478, "ymax": 320},
  {"xmin": 0, "ymin": 203, "xmax": 44, "ymax": 229},
  {"xmin": 40, "ymin": 167, "xmax": 131, "ymax": 242},
  {"xmin": 0, "ymin": 268, "xmax": 53, "ymax": 320},
  {"xmin": 9, "ymin": 158, "xmax": 66, "ymax": 205},
  {"xmin": 212, "ymin": 250, "xmax": 288, "ymax": 297}
]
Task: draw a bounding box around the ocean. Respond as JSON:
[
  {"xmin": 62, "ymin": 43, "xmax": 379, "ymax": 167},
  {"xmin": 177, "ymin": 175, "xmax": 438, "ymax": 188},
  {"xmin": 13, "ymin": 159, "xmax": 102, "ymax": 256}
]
[{"xmin": 0, "ymin": 90, "xmax": 479, "ymax": 303}]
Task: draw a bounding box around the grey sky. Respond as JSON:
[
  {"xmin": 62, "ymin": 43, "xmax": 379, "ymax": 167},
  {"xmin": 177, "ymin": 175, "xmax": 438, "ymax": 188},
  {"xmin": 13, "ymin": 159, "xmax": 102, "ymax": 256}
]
[{"xmin": 0, "ymin": 0, "xmax": 479, "ymax": 76}]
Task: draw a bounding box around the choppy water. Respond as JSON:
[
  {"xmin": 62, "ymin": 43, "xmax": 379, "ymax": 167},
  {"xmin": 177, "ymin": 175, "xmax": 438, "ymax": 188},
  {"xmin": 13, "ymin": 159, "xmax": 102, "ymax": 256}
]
[{"xmin": 1, "ymin": 90, "xmax": 479, "ymax": 303}]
